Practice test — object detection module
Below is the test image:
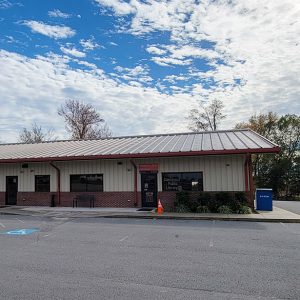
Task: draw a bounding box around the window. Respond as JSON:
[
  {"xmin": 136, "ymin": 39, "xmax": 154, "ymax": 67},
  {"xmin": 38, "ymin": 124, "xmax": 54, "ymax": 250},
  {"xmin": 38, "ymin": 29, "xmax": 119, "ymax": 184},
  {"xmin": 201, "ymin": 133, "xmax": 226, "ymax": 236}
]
[
  {"xmin": 70, "ymin": 174, "xmax": 103, "ymax": 192},
  {"xmin": 162, "ymin": 172, "xmax": 203, "ymax": 191},
  {"xmin": 35, "ymin": 175, "xmax": 50, "ymax": 192}
]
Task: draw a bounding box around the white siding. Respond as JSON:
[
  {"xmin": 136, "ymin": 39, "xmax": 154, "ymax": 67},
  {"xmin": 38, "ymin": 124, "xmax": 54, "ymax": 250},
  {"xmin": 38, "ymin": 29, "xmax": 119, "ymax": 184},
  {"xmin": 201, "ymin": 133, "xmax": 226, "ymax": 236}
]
[
  {"xmin": 0, "ymin": 163, "xmax": 56, "ymax": 192},
  {"xmin": 57, "ymin": 159, "xmax": 134, "ymax": 192},
  {"xmin": 135, "ymin": 155, "xmax": 245, "ymax": 192},
  {"xmin": 0, "ymin": 155, "xmax": 245, "ymax": 192}
]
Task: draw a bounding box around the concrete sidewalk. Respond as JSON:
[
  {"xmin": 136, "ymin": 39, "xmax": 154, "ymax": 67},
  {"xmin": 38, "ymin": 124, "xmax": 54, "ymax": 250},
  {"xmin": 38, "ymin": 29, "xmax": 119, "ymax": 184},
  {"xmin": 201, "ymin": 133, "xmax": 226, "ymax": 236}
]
[{"xmin": 1, "ymin": 205, "xmax": 300, "ymax": 223}]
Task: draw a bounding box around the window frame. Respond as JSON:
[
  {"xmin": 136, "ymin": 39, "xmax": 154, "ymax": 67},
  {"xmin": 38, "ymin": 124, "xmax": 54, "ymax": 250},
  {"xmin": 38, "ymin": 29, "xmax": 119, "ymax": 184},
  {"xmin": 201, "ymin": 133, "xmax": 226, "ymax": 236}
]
[
  {"xmin": 162, "ymin": 172, "xmax": 203, "ymax": 192},
  {"xmin": 70, "ymin": 174, "xmax": 104, "ymax": 192},
  {"xmin": 35, "ymin": 175, "xmax": 50, "ymax": 192}
]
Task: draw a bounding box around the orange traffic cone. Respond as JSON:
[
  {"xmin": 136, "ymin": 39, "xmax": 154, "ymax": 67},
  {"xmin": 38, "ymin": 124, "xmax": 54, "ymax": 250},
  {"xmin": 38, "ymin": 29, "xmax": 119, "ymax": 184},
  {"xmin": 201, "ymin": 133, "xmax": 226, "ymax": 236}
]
[{"xmin": 157, "ymin": 199, "xmax": 164, "ymax": 214}]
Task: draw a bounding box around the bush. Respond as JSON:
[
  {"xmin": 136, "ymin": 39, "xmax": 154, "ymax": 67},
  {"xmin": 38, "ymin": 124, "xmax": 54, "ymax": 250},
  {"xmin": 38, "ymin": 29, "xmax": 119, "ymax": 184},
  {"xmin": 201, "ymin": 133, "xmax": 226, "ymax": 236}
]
[
  {"xmin": 198, "ymin": 192, "xmax": 212, "ymax": 206},
  {"xmin": 216, "ymin": 192, "xmax": 232, "ymax": 205},
  {"xmin": 234, "ymin": 192, "xmax": 248, "ymax": 205},
  {"xmin": 196, "ymin": 205, "xmax": 210, "ymax": 213},
  {"xmin": 175, "ymin": 204, "xmax": 191, "ymax": 213},
  {"xmin": 174, "ymin": 191, "xmax": 190, "ymax": 207},
  {"xmin": 217, "ymin": 205, "xmax": 233, "ymax": 214},
  {"xmin": 238, "ymin": 205, "xmax": 252, "ymax": 214},
  {"xmin": 174, "ymin": 191, "xmax": 252, "ymax": 214}
]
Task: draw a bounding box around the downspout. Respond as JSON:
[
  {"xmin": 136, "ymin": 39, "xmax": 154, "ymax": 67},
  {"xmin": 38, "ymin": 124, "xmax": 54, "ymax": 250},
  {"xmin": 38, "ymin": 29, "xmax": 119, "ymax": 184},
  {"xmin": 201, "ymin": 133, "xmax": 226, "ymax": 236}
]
[
  {"xmin": 244, "ymin": 154, "xmax": 254, "ymax": 207},
  {"xmin": 248, "ymin": 155, "xmax": 255, "ymax": 208},
  {"xmin": 130, "ymin": 160, "xmax": 138, "ymax": 207},
  {"xmin": 244, "ymin": 154, "xmax": 249, "ymax": 193},
  {"xmin": 49, "ymin": 162, "xmax": 61, "ymax": 205}
]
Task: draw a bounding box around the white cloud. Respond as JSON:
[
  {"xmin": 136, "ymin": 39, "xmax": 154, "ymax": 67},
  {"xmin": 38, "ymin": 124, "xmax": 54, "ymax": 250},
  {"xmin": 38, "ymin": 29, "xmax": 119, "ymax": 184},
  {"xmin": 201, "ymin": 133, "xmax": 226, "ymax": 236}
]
[
  {"xmin": 114, "ymin": 65, "xmax": 153, "ymax": 83},
  {"xmin": 152, "ymin": 56, "xmax": 192, "ymax": 67},
  {"xmin": 48, "ymin": 9, "xmax": 71, "ymax": 18},
  {"xmin": 80, "ymin": 38, "xmax": 101, "ymax": 51},
  {"xmin": 0, "ymin": 50, "xmax": 191, "ymax": 142},
  {"xmin": 60, "ymin": 46, "xmax": 86, "ymax": 58},
  {"xmin": 94, "ymin": 0, "xmax": 135, "ymax": 15},
  {"xmin": 76, "ymin": 60, "xmax": 97, "ymax": 69},
  {"xmin": 0, "ymin": 0, "xmax": 12, "ymax": 9},
  {"xmin": 146, "ymin": 46, "xmax": 166, "ymax": 55},
  {"xmin": 98, "ymin": 0, "xmax": 300, "ymax": 126},
  {"xmin": 23, "ymin": 20, "xmax": 75, "ymax": 39},
  {"xmin": 164, "ymin": 75, "xmax": 188, "ymax": 84}
]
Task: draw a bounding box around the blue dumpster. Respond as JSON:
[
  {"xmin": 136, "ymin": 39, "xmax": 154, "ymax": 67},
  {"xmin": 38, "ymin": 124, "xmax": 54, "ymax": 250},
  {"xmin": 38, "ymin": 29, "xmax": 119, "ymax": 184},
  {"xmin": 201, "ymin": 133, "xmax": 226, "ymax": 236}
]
[{"xmin": 256, "ymin": 189, "xmax": 273, "ymax": 211}]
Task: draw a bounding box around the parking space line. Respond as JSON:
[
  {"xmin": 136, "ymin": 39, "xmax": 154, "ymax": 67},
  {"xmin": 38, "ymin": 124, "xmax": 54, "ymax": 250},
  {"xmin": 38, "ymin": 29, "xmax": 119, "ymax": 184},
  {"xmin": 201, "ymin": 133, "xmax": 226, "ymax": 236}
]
[
  {"xmin": 15, "ymin": 218, "xmax": 25, "ymax": 223},
  {"xmin": 209, "ymin": 220, "xmax": 215, "ymax": 248},
  {"xmin": 280, "ymin": 222, "xmax": 299, "ymax": 235},
  {"xmin": 119, "ymin": 235, "xmax": 129, "ymax": 242},
  {"xmin": 0, "ymin": 222, "xmax": 6, "ymax": 228}
]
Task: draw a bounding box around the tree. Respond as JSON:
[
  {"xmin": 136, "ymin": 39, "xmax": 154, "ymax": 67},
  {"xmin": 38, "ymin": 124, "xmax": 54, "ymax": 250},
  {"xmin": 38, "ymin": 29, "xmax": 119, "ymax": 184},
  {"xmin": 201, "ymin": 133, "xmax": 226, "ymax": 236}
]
[
  {"xmin": 58, "ymin": 99, "xmax": 112, "ymax": 140},
  {"xmin": 236, "ymin": 113, "xmax": 300, "ymax": 198},
  {"xmin": 235, "ymin": 112, "xmax": 278, "ymax": 137},
  {"xmin": 188, "ymin": 99, "xmax": 226, "ymax": 132},
  {"xmin": 19, "ymin": 123, "xmax": 56, "ymax": 143},
  {"xmin": 235, "ymin": 112, "xmax": 279, "ymax": 178}
]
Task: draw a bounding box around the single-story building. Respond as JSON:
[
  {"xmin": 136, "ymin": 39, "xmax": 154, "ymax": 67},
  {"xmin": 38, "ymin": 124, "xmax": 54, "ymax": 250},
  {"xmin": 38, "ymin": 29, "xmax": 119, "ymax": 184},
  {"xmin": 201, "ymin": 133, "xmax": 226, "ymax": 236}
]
[{"xmin": 0, "ymin": 129, "xmax": 279, "ymax": 209}]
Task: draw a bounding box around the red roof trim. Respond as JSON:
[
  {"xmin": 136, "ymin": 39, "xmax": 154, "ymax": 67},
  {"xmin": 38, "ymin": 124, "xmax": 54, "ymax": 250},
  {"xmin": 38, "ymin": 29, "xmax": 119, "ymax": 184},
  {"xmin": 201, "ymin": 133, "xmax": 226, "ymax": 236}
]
[{"xmin": 0, "ymin": 147, "xmax": 280, "ymax": 163}]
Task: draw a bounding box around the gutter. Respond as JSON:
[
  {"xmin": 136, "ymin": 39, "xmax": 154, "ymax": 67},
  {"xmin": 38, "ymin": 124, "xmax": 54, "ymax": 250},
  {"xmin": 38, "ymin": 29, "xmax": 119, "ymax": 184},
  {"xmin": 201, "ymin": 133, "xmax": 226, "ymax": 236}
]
[
  {"xmin": 49, "ymin": 162, "xmax": 61, "ymax": 205},
  {"xmin": 130, "ymin": 160, "xmax": 138, "ymax": 207}
]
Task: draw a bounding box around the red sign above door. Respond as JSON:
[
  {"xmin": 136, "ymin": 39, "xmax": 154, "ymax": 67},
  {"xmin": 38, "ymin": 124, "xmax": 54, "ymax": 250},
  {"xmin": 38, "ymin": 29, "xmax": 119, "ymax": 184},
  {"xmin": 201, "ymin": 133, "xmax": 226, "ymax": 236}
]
[{"xmin": 139, "ymin": 164, "xmax": 159, "ymax": 172}]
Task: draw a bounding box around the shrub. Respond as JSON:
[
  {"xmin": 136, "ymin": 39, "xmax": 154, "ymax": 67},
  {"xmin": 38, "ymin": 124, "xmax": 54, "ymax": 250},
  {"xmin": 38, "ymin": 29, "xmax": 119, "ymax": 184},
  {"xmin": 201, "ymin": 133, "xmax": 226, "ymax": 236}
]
[
  {"xmin": 229, "ymin": 198, "xmax": 241, "ymax": 213},
  {"xmin": 189, "ymin": 198, "xmax": 200, "ymax": 213},
  {"xmin": 198, "ymin": 192, "xmax": 212, "ymax": 206},
  {"xmin": 216, "ymin": 192, "xmax": 232, "ymax": 205},
  {"xmin": 175, "ymin": 191, "xmax": 190, "ymax": 207},
  {"xmin": 217, "ymin": 205, "xmax": 233, "ymax": 214},
  {"xmin": 234, "ymin": 192, "xmax": 248, "ymax": 205},
  {"xmin": 238, "ymin": 205, "xmax": 252, "ymax": 214},
  {"xmin": 175, "ymin": 204, "xmax": 191, "ymax": 213},
  {"xmin": 196, "ymin": 205, "xmax": 210, "ymax": 213}
]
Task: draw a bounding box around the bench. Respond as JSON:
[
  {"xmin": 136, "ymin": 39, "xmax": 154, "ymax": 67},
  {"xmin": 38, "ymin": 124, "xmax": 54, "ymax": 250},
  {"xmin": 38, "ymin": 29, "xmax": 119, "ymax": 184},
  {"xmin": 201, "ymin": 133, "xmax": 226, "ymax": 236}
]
[{"xmin": 73, "ymin": 195, "xmax": 95, "ymax": 208}]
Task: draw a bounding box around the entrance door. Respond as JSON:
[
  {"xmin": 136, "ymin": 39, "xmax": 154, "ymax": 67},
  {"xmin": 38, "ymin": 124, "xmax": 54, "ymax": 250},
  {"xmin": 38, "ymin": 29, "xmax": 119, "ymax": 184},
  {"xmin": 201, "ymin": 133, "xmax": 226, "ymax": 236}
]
[
  {"xmin": 141, "ymin": 173, "xmax": 157, "ymax": 208},
  {"xmin": 6, "ymin": 176, "xmax": 18, "ymax": 205}
]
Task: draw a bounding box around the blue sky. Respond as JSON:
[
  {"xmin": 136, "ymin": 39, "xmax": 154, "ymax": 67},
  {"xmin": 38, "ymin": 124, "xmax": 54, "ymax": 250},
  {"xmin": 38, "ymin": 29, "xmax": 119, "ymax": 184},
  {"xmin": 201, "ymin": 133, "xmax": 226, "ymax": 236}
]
[{"xmin": 0, "ymin": 0, "xmax": 299, "ymax": 142}]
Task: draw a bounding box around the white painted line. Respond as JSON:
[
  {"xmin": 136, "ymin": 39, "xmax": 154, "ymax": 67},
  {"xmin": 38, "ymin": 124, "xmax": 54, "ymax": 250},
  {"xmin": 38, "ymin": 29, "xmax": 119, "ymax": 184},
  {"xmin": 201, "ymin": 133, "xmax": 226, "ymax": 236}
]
[
  {"xmin": 280, "ymin": 222, "xmax": 299, "ymax": 235},
  {"xmin": 119, "ymin": 235, "xmax": 129, "ymax": 242},
  {"xmin": 15, "ymin": 218, "xmax": 25, "ymax": 223},
  {"xmin": 0, "ymin": 222, "xmax": 6, "ymax": 228},
  {"xmin": 209, "ymin": 220, "xmax": 215, "ymax": 248}
]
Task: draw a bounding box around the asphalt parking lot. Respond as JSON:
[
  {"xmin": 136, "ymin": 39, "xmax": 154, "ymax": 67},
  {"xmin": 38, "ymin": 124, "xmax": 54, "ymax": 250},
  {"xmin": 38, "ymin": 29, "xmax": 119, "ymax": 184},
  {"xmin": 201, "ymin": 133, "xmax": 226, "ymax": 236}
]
[
  {"xmin": 0, "ymin": 215, "xmax": 299, "ymax": 300},
  {"xmin": 274, "ymin": 200, "xmax": 300, "ymax": 215}
]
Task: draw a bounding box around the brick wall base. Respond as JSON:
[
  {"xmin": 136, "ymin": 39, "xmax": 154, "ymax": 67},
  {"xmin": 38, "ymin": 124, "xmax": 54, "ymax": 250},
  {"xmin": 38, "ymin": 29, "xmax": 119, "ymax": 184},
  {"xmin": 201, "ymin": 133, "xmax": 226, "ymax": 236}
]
[
  {"xmin": 0, "ymin": 192, "xmax": 5, "ymax": 206},
  {"xmin": 60, "ymin": 192, "xmax": 137, "ymax": 208},
  {"xmin": 15, "ymin": 192, "xmax": 139, "ymax": 208},
  {"xmin": 18, "ymin": 192, "xmax": 55, "ymax": 206},
  {"xmin": 5, "ymin": 190, "xmax": 253, "ymax": 210}
]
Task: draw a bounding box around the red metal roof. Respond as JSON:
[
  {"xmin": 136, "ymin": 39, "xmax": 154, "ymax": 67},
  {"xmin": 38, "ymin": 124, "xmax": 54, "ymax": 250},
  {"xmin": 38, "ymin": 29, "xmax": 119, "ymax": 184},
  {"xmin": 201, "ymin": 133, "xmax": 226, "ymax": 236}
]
[{"xmin": 0, "ymin": 129, "xmax": 280, "ymax": 163}]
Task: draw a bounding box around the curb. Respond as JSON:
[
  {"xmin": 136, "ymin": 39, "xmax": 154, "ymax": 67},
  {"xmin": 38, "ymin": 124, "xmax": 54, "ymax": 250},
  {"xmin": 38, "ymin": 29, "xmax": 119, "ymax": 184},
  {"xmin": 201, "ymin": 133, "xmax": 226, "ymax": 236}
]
[
  {"xmin": 100, "ymin": 214, "xmax": 300, "ymax": 223},
  {"xmin": 1, "ymin": 210, "xmax": 300, "ymax": 223}
]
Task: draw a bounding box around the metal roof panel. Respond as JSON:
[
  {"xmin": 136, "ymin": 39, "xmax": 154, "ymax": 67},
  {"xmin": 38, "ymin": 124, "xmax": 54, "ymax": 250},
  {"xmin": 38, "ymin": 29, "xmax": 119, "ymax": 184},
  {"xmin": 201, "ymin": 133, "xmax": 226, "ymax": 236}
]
[{"xmin": 0, "ymin": 129, "xmax": 280, "ymax": 162}]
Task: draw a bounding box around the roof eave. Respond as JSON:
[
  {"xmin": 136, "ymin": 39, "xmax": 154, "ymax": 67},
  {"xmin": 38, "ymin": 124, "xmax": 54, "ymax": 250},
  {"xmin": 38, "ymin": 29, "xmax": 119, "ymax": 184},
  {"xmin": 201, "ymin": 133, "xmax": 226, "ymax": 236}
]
[{"xmin": 0, "ymin": 147, "xmax": 281, "ymax": 163}]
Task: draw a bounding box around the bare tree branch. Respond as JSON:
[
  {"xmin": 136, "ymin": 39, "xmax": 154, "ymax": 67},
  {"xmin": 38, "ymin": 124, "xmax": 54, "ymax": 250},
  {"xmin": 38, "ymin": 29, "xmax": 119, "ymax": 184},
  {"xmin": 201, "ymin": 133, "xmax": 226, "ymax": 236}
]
[
  {"xmin": 187, "ymin": 99, "xmax": 226, "ymax": 132},
  {"xmin": 18, "ymin": 123, "xmax": 57, "ymax": 143},
  {"xmin": 58, "ymin": 99, "xmax": 112, "ymax": 139}
]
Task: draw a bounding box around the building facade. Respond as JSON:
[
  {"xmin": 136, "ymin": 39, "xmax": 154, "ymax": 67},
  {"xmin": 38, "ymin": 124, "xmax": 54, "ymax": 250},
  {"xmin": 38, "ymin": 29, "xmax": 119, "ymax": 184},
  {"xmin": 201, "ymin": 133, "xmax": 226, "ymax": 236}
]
[{"xmin": 0, "ymin": 130, "xmax": 280, "ymax": 209}]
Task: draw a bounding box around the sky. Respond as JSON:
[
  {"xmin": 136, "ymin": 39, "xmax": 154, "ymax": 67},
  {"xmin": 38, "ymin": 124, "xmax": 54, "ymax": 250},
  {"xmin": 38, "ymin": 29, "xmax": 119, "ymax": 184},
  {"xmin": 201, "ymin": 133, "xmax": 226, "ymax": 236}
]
[{"xmin": 0, "ymin": 0, "xmax": 299, "ymax": 143}]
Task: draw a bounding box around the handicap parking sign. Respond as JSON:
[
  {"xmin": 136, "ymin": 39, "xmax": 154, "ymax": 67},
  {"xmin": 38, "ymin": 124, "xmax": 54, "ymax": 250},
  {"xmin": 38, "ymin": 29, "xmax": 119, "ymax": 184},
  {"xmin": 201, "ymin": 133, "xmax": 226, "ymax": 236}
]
[{"xmin": 1, "ymin": 228, "xmax": 40, "ymax": 235}]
